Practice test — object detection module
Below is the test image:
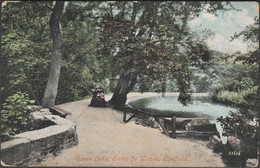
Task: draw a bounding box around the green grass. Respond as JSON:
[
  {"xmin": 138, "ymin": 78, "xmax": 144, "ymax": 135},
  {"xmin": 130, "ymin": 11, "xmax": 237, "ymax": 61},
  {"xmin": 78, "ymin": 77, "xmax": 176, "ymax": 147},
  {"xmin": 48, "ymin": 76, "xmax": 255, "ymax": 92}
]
[{"xmin": 217, "ymin": 91, "xmax": 246, "ymax": 104}]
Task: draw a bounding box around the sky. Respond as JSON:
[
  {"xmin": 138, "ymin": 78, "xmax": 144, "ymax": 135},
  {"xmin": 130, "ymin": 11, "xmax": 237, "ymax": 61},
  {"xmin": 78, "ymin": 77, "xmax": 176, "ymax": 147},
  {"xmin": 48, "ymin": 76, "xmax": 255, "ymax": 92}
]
[{"xmin": 189, "ymin": 2, "xmax": 259, "ymax": 54}]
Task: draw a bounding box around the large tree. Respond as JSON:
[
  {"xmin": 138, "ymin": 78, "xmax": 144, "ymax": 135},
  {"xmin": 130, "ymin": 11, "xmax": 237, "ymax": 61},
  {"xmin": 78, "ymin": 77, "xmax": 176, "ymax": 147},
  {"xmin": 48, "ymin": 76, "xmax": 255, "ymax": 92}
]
[
  {"xmin": 1, "ymin": 1, "xmax": 102, "ymax": 107},
  {"xmin": 56, "ymin": 2, "xmax": 103, "ymax": 104},
  {"xmin": 42, "ymin": 1, "xmax": 65, "ymax": 107},
  {"xmin": 92, "ymin": 1, "xmax": 235, "ymax": 109}
]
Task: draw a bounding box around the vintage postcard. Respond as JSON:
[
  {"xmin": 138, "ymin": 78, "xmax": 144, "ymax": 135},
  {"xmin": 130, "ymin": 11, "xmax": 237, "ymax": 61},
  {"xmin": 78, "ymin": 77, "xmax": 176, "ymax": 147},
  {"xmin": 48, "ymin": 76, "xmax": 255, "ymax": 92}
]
[{"xmin": 1, "ymin": 1, "xmax": 259, "ymax": 167}]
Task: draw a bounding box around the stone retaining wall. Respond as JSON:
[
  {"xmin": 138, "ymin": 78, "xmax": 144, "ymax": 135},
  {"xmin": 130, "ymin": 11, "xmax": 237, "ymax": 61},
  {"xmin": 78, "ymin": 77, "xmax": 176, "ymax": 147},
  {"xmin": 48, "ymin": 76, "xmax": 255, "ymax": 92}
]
[{"xmin": 1, "ymin": 115, "xmax": 78, "ymax": 166}]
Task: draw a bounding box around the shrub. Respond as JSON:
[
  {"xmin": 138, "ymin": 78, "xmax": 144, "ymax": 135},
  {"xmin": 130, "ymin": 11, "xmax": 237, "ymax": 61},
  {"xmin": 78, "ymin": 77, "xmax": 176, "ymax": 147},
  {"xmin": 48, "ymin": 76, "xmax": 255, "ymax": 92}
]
[
  {"xmin": 214, "ymin": 89, "xmax": 258, "ymax": 109},
  {"xmin": 1, "ymin": 92, "xmax": 35, "ymax": 142},
  {"xmin": 215, "ymin": 90, "xmax": 244, "ymax": 104},
  {"xmin": 243, "ymin": 86, "xmax": 258, "ymax": 108},
  {"xmin": 217, "ymin": 108, "xmax": 258, "ymax": 159},
  {"xmin": 217, "ymin": 108, "xmax": 257, "ymax": 139}
]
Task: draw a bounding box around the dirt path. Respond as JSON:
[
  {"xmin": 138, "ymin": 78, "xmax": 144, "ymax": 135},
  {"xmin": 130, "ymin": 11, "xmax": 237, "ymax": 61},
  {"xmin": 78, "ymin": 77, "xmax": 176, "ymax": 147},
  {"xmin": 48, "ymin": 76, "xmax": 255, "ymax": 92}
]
[{"xmin": 38, "ymin": 92, "xmax": 225, "ymax": 167}]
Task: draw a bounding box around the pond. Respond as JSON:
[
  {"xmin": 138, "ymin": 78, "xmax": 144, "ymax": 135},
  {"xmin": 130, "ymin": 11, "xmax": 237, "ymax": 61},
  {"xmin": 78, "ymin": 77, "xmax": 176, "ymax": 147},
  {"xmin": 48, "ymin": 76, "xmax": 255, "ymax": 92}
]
[{"xmin": 129, "ymin": 95, "xmax": 239, "ymax": 143}]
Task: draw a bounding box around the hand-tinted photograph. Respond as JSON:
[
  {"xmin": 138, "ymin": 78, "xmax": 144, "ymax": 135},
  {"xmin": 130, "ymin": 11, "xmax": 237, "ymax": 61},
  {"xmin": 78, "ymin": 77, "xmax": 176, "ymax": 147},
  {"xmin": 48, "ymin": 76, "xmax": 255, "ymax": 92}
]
[{"xmin": 1, "ymin": 1, "xmax": 259, "ymax": 167}]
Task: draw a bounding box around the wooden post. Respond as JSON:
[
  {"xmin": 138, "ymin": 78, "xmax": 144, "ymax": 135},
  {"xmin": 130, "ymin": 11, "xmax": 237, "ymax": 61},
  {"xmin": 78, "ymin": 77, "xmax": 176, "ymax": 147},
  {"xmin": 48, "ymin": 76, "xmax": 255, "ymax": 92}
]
[
  {"xmin": 123, "ymin": 108, "xmax": 127, "ymax": 123},
  {"xmin": 155, "ymin": 117, "xmax": 171, "ymax": 137},
  {"xmin": 171, "ymin": 115, "xmax": 176, "ymax": 138}
]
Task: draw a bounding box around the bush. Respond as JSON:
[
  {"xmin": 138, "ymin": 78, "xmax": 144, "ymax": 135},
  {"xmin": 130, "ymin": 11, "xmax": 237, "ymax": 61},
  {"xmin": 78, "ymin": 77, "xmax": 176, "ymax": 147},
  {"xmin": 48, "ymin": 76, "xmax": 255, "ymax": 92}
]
[
  {"xmin": 213, "ymin": 88, "xmax": 258, "ymax": 109},
  {"xmin": 217, "ymin": 108, "xmax": 258, "ymax": 159},
  {"xmin": 218, "ymin": 91, "xmax": 243, "ymax": 103},
  {"xmin": 1, "ymin": 92, "xmax": 35, "ymax": 142},
  {"xmin": 217, "ymin": 108, "xmax": 257, "ymax": 139},
  {"xmin": 243, "ymin": 86, "xmax": 258, "ymax": 108}
]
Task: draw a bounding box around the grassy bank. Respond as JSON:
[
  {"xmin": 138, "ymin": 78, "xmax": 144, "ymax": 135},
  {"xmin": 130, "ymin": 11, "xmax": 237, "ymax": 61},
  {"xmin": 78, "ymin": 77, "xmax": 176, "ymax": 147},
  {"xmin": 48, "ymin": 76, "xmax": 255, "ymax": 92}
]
[{"xmin": 212, "ymin": 89, "xmax": 258, "ymax": 112}]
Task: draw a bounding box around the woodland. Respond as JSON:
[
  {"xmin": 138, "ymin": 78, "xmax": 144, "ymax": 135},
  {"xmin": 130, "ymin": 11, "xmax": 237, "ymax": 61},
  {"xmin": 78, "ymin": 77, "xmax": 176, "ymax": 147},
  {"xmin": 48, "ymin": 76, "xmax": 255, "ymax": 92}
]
[{"xmin": 1, "ymin": 1, "xmax": 259, "ymax": 150}]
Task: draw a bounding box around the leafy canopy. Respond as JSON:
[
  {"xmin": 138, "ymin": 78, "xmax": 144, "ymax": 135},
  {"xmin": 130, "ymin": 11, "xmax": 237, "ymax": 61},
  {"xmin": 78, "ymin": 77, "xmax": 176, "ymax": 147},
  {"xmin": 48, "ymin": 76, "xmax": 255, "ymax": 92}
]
[{"xmin": 84, "ymin": 1, "xmax": 235, "ymax": 105}]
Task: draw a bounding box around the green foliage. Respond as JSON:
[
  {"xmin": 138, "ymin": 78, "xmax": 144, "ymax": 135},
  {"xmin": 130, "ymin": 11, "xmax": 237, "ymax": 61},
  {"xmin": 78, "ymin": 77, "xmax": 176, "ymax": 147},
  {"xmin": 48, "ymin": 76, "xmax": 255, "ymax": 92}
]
[
  {"xmin": 166, "ymin": 80, "xmax": 179, "ymax": 92},
  {"xmin": 217, "ymin": 108, "xmax": 259, "ymax": 163},
  {"xmin": 213, "ymin": 79, "xmax": 258, "ymax": 109},
  {"xmin": 55, "ymin": 2, "xmax": 107, "ymax": 104},
  {"xmin": 214, "ymin": 16, "xmax": 259, "ymax": 109},
  {"xmin": 215, "ymin": 17, "xmax": 259, "ymax": 165},
  {"xmin": 215, "ymin": 90, "xmax": 247, "ymax": 104},
  {"xmin": 1, "ymin": 92, "xmax": 34, "ymax": 142},
  {"xmin": 2, "ymin": 2, "xmax": 105, "ymax": 105},
  {"xmin": 193, "ymin": 16, "xmax": 259, "ymax": 98},
  {"xmin": 101, "ymin": 77, "xmax": 119, "ymax": 93},
  {"xmin": 231, "ymin": 17, "xmax": 259, "ymax": 64},
  {"xmin": 1, "ymin": 2, "xmax": 53, "ymax": 103},
  {"xmin": 2, "ymin": 1, "xmax": 255, "ymax": 110},
  {"xmin": 192, "ymin": 51, "xmax": 231, "ymax": 93},
  {"xmin": 243, "ymin": 86, "xmax": 258, "ymax": 107},
  {"xmin": 211, "ymin": 52, "xmax": 258, "ymax": 109},
  {"xmin": 220, "ymin": 109, "xmax": 257, "ymax": 134},
  {"xmin": 94, "ymin": 1, "xmax": 234, "ymax": 105}
]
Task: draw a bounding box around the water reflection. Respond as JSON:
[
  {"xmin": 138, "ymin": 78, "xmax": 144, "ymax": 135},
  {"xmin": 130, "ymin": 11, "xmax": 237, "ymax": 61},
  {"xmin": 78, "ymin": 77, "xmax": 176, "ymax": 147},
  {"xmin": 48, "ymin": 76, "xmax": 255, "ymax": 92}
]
[
  {"xmin": 129, "ymin": 96, "xmax": 238, "ymax": 120},
  {"xmin": 129, "ymin": 96, "xmax": 239, "ymax": 143}
]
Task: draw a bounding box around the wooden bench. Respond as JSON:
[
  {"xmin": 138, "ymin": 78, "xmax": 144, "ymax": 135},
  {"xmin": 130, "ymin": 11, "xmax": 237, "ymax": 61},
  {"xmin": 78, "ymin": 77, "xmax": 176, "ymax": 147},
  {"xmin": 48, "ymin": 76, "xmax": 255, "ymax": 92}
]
[
  {"xmin": 123, "ymin": 104, "xmax": 176, "ymax": 138},
  {"xmin": 49, "ymin": 106, "xmax": 72, "ymax": 118}
]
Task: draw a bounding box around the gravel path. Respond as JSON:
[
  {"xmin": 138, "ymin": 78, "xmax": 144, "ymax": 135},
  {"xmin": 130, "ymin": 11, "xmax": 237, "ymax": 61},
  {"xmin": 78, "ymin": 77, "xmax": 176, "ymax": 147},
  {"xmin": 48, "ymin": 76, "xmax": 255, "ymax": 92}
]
[{"xmin": 38, "ymin": 92, "xmax": 225, "ymax": 167}]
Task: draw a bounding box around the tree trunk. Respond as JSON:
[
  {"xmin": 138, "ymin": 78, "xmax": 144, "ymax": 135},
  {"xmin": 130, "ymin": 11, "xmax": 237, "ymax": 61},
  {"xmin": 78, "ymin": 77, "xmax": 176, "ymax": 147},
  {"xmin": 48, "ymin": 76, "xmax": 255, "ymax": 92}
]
[
  {"xmin": 258, "ymin": 58, "xmax": 260, "ymax": 113},
  {"xmin": 0, "ymin": 5, "xmax": 2, "ymax": 111},
  {"xmin": 41, "ymin": 1, "xmax": 64, "ymax": 107},
  {"xmin": 109, "ymin": 68, "xmax": 137, "ymax": 110}
]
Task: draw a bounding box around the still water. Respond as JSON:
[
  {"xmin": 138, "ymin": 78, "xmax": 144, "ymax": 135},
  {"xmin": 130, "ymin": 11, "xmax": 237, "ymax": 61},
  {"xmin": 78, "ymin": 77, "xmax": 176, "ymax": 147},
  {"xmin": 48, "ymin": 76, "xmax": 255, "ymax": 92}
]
[{"xmin": 129, "ymin": 96, "xmax": 239, "ymax": 143}]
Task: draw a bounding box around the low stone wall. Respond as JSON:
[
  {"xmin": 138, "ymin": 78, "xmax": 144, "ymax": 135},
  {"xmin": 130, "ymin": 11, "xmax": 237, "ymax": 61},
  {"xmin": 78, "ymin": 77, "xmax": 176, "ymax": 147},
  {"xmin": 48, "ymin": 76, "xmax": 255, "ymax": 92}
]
[{"xmin": 1, "ymin": 115, "xmax": 78, "ymax": 166}]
